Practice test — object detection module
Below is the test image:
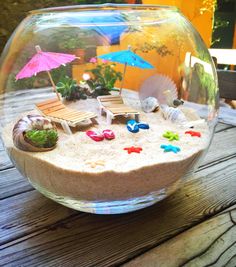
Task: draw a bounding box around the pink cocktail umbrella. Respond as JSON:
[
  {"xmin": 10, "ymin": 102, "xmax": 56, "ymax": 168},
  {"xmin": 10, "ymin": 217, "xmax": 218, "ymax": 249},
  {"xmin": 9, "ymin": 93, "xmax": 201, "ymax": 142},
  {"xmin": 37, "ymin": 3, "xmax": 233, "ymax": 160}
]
[{"xmin": 16, "ymin": 45, "xmax": 77, "ymax": 100}]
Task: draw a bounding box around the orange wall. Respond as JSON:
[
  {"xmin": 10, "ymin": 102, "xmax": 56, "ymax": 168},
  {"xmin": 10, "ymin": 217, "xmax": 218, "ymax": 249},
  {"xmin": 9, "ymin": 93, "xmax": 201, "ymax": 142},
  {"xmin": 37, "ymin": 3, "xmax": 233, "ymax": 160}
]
[
  {"xmin": 73, "ymin": 23, "xmax": 198, "ymax": 91},
  {"xmin": 72, "ymin": 1, "xmax": 215, "ymax": 92},
  {"xmin": 143, "ymin": 0, "xmax": 215, "ymax": 47}
]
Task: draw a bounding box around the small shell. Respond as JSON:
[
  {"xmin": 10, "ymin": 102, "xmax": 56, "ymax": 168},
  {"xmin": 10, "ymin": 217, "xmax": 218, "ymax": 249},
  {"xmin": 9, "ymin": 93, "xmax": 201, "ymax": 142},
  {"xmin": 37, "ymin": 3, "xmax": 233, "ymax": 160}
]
[
  {"xmin": 141, "ymin": 97, "xmax": 159, "ymax": 113},
  {"xmin": 139, "ymin": 74, "xmax": 178, "ymax": 105},
  {"xmin": 161, "ymin": 105, "xmax": 188, "ymax": 125},
  {"xmin": 13, "ymin": 115, "xmax": 57, "ymax": 152},
  {"xmin": 173, "ymin": 99, "xmax": 184, "ymax": 107}
]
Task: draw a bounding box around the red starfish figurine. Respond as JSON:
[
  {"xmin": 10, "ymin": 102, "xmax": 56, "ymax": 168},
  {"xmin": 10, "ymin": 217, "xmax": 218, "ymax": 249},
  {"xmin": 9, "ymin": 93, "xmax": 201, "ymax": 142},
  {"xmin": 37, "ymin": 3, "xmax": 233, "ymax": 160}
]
[
  {"xmin": 185, "ymin": 130, "xmax": 201, "ymax": 137},
  {"xmin": 124, "ymin": 146, "xmax": 143, "ymax": 154}
]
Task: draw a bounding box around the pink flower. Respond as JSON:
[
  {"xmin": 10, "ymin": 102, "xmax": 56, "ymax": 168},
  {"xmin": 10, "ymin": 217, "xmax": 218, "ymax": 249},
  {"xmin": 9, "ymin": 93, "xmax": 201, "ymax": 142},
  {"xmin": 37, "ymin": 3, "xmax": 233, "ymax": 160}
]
[
  {"xmin": 82, "ymin": 73, "xmax": 91, "ymax": 81},
  {"xmin": 89, "ymin": 57, "xmax": 97, "ymax": 63},
  {"xmin": 102, "ymin": 59, "xmax": 108, "ymax": 64}
]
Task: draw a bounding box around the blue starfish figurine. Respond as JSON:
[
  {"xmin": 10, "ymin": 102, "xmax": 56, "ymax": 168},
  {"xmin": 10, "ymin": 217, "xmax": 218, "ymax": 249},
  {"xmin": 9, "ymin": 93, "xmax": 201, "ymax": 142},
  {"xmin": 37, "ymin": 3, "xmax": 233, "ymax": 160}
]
[{"xmin": 160, "ymin": 144, "xmax": 181, "ymax": 153}]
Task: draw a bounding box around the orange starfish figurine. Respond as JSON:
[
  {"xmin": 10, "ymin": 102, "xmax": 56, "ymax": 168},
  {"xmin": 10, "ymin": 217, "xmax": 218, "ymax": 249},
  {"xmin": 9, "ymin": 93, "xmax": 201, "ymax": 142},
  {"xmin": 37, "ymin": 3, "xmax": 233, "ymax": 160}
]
[
  {"xmin": 124, "ymin": 146, "xmax": 143, "ymax": 154},
  {"xmin": 185, "ymin": 130, "xmax": 201, "ymax": 137}
]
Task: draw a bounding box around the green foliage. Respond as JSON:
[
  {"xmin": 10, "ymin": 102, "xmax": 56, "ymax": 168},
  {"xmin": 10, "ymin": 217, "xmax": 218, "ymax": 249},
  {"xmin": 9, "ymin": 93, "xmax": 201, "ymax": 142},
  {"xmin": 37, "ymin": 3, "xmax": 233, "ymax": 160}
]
[
  {"xmin": 58, "ymin": 35, "xmax": 86, "ymax": 50},
  {"xmin": 56, "ymin": 76, "xmax": 87, "ymax": 101},
  {"xmin": 51, "ymin": 65, "xmax": 71, "ymax": 84},
  {"xmin": 50, "ymin": 28, "xmax": 96, "ymax": 51},
  {"xmin": 25, "ymin": 129, "xmax": 58, "ymax": 148},
  {"xmin": 194, "ymin": 63, "xmax": 217, "ymax": 104},
  {"xmin": 85, "ymin": 63, "xmax": 122, "ymax": 96},
  {"xmin": 134, "ymin": 42, "xmax": 173, "ymax": 57}
]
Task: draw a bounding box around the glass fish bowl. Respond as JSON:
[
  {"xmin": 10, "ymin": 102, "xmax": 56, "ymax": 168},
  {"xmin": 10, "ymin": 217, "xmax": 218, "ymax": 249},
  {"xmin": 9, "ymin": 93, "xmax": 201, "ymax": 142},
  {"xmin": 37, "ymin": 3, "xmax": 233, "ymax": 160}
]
[{"xmin": 0, "ymin": 4, "xmax": 218, "ymax": 214}]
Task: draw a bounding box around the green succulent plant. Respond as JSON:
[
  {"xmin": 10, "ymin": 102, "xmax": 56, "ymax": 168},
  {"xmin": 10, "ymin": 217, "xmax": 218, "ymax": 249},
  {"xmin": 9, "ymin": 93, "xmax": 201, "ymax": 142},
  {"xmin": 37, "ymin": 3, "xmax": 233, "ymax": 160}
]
[
  {"xmin": 56, "ymin": 76, "xmax": 88, "ymax": 101},
  {"xmin": 25, "ymin": 129, "xmax": 58, "ymax": 148},
  {"xmin": 85, "ymin": 63, "xmax": 122, "ymax": 96}
]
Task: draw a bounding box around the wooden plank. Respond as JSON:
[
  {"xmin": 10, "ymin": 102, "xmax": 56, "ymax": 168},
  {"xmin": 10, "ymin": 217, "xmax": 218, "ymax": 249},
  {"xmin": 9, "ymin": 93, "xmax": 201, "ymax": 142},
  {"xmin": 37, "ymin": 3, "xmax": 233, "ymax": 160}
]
[
  {"xmin": 49, "ymin": 109, "xmax": 78, "ymax": 117},
  {"xmin": 1, "ymin": 156, "xmax": 236, "ymax": 266},
  {"xmin": 200, "ymin": 127, "xmax": 236, "ymax": 167},
  {"xmin": 123, "ymin": 208, "xmax": 236, "ymax": 267},
  {"xmin": 101, "ymin": 101, "xmax": 124, "ymax": 106},
  {"xmin": 98, "ymin": 95, "xmax": 123, "ymax": 101},
  {"xmin": 215, "ymin": 122, "xmax": 234, "ymax": 132},
  {"xmin": 38, "ymin": 101, "xmax": 64, "ymax": 111},
  {"xmin": 217, "ymin": 70, "xmax": 236, "ymax": 100},
  {"xmin": 0, "ymin": 168, "xmax": 33, "ymax": 200},
  {"xmin": 109, "ymin": 106, "xmax": 138, "ymax": 112},
  {"xmin": 0, "ymin": 190, "xmax": 77, "ymax": 245},
  {"xmin": 36, "ymin": 98, "xmax": 59, "ymax": 107},
  {"xmin": 0, "ymin": 137, "xmax": 4, "ymax": 151},
  {"xmin": 0, "ymin": 150, "xmax": 13, "ymax": 170},
  {"xmin": 42, "ymin": 105, "xmax": 65, "ymax": 114}
]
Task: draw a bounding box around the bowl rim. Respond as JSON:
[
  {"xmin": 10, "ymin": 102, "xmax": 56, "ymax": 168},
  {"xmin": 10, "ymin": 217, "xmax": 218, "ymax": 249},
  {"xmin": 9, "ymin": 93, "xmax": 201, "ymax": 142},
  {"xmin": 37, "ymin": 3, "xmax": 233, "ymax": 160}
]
[{"xmin": 29, "ymin": 3, "xmax": 179, "ymax": 14}]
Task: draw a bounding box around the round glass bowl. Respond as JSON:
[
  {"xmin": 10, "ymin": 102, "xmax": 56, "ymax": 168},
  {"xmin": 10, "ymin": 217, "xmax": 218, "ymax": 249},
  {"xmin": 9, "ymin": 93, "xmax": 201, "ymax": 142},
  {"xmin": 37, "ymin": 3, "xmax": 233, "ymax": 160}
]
[{"xmin": 0, "ymin": 4, "xmax": 218, "ymax": 214}]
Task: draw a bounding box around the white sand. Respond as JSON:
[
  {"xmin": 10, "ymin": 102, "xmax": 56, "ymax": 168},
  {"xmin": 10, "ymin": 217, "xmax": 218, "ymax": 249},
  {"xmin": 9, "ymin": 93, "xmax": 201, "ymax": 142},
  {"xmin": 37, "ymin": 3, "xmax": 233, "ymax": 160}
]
[{"xmin": 2, "ymin": 90, "xmax": 210, "ymax": 200}]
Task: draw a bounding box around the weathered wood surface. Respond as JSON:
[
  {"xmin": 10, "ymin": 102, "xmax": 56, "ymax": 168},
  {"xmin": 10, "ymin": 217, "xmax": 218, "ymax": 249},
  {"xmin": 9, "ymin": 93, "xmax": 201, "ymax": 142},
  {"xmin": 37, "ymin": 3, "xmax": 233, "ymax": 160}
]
[
  {"xmin": 0, "ymin": 168, "xmax": 33, "ymax": 200},
  {"xmin": 1, "ymin": 154, "xmax": 236, "ymax": 266},
  {"xmin": 0, "ymin": 150, "xmax": 13, "ymax": 170},
  {"xmin": 123, "ymin": 207, "xmax": 236, "ymax": 267}
]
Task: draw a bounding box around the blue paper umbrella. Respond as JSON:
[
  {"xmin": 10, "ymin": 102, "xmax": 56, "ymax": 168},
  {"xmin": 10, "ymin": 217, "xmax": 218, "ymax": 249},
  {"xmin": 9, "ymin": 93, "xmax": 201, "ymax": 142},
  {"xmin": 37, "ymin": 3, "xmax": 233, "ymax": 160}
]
[{"xmin": 98, "ymin": 46, "xmax": 154, "ymax": 93}]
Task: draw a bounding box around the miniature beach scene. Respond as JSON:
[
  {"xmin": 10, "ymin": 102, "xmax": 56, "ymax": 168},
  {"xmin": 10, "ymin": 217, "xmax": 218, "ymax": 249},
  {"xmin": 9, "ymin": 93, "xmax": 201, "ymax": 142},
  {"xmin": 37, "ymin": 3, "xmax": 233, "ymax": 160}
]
[{"xmin": 0, "ymin": 5, "xmax": 218, "ymax": 214}]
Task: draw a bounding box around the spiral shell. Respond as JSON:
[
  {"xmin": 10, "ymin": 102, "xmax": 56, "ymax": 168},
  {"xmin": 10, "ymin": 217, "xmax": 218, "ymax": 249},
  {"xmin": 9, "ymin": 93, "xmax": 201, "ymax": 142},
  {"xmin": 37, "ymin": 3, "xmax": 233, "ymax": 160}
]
[
  {"xmin": 13, "ymin": 115, "xmax": 57, "ymax": 152},
  {"xmin": 141, "ymin": 97, "xmax": 159, "ymax": 113},
  {"xmin": 161, "ymin": 105, "xmax": 188, "ymax": 125}
]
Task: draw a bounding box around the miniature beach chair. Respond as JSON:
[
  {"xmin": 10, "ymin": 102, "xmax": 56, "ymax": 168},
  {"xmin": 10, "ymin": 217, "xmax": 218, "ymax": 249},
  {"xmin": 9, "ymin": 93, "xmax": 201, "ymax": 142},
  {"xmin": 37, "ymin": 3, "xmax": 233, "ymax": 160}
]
[
  {"xmin": 36, "ymin": 98, "xmax": 97, "ymax": 134},
  {"xmin": 97, "ymin": 95, "xmax": 140, "ymax": 124}
]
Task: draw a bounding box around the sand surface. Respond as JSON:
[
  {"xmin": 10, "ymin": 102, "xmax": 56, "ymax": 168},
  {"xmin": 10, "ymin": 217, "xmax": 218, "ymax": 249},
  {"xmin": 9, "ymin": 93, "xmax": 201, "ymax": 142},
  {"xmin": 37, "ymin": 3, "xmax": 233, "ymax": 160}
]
[{"xmin": 2, "ymin": 90, "xmax": 210, "ymax": 200}]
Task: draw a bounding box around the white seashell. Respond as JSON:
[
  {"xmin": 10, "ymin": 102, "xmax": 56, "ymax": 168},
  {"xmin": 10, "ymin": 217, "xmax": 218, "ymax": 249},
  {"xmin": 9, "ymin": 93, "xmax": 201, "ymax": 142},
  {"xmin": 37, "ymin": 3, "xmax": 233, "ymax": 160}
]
[
  {"xmin": 139, "ymin": 74, "xmax": 178, "ymax": 105},
  {"xmin": 161, "ymin": 105, "xmax": 188, "ymax": 125},
  {"xmin": 141, "ymin": 97, "xmax": 159, "ymax": 113},
  {"xmin": 13, "ymin": 115, "xmax": 57, "ymax": 152}
]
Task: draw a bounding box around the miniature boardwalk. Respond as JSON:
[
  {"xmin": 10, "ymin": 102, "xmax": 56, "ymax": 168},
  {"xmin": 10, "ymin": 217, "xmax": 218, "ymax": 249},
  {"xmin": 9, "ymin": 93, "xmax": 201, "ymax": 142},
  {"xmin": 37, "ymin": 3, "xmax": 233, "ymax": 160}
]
[
  {"xmin": 36, "ymin": 98, "xmax": 97, "ymax": 134},
  {"xmin": 97, "ymin": 95, "xmax": 140, "ymax": 124}
]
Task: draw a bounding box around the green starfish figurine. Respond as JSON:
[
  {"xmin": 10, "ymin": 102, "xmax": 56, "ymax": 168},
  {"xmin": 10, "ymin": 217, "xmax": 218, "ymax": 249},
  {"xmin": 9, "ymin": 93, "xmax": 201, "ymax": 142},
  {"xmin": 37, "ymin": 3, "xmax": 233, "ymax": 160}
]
[{"xmin": 163, "ymin": 131, "xmax": 179, "ymax": 141}]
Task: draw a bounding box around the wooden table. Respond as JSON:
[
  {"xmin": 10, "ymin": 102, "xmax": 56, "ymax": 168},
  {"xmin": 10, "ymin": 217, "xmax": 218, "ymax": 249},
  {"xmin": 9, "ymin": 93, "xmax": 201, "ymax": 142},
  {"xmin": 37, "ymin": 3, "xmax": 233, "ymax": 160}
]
[{"xmin": 1, "ymin": 122, "xmax": 236, "ymax": 266}]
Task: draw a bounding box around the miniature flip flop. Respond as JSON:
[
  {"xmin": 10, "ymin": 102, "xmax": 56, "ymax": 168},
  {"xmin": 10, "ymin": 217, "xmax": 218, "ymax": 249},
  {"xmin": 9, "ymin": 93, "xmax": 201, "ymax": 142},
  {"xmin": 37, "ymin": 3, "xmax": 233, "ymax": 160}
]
[
  {"xmin": 86, "ymin": 130, "xmax": 104, "ymax": 142},
  {"xmin": 127, "ymin": 119, "xmax": 139, "ymax": 133},
  {"xmin": 102, "ymin": 129, "xmax": 115, "ymax": 140},
  {"xmin": 137, "ymin": 121, "xmax": 150, "ymax": 130}
]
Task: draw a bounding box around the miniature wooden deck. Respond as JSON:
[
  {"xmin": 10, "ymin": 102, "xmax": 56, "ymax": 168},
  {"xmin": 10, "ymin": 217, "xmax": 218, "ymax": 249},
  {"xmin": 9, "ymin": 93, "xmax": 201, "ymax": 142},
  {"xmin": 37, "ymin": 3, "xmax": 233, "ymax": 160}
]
[
  {"xmin": 97, "ymin": 95, "xmax": 140, "ymax": 124},
  {"xmin": 1, "ymin": 122, "xmax": 236, "ymax": 266},
  {"xmin": 36, "ymin": 98, "xmax": 97, "ymax": 134},
  {"xmin": 36, "ymin": 98, "xmax": 97, "ymax": 126}
]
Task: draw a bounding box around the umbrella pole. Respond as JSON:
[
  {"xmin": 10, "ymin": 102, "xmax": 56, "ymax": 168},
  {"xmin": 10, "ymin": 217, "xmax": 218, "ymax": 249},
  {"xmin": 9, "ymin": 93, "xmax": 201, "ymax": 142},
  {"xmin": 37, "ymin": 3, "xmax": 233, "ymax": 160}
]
[
  {"xmin": 46, "ymin": 71, "xmax": 61, "ymax": 100},
  {"xmin": 35, "ymin": 46, "xmax": 60, "ymax": 100},
  {"xmin": 119, "ymin": 63, "xmax": 127, "ymax": 95}
]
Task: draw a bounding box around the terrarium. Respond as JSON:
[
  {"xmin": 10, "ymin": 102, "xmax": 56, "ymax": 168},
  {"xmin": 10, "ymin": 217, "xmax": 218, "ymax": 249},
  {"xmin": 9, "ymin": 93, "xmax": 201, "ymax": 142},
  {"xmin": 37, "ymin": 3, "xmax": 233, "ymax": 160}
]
[{"xmin": 0, "ymin": 4, "xmax": 218, "ymax": 214}]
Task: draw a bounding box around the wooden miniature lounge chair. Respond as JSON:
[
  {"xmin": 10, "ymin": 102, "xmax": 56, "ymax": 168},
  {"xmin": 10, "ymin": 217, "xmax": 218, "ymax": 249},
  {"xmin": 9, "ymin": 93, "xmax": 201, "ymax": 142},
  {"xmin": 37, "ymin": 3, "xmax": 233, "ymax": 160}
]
[
  {"xmin": 97, "ymin": 95, "xmax": 140, "ymax": 124},
  {"xmin": 36, "ymin": 98, "xmax": 97, "ymax": 134}
]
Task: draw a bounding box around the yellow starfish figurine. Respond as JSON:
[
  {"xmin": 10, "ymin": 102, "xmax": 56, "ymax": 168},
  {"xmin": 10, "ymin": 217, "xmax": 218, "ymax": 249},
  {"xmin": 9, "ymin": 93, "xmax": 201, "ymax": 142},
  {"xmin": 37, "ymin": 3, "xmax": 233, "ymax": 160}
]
[{"xmin": 163, "ymin": 131, "xmax": 179, "ymax": 141}]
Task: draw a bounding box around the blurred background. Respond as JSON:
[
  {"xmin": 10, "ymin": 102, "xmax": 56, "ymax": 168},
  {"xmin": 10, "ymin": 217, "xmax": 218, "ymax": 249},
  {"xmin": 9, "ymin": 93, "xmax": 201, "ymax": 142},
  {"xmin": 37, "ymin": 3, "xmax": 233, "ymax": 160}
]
[{"xmin": 0, "ymin": 0, "xmax": 235, "ymax": 57}]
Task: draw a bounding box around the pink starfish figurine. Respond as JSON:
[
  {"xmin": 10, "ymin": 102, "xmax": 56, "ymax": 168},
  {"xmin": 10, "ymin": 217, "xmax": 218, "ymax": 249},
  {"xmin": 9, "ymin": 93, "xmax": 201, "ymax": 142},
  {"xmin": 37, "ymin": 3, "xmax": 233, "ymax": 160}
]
[
  {"xmin": 185, "ymin": 130, "xmax": 201, "ymax": 137},
  {"xmin": 124, "ymin": 146, "xmax": 143, "ymax": 154}
]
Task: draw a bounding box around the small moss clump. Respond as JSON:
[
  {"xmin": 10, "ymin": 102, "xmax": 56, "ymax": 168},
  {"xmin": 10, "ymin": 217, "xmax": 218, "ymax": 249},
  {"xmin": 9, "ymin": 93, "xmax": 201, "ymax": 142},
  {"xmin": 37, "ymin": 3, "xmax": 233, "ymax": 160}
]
[{"xmin": 25, "ymin": 129, "xmax": 58, "ymax": 148}]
